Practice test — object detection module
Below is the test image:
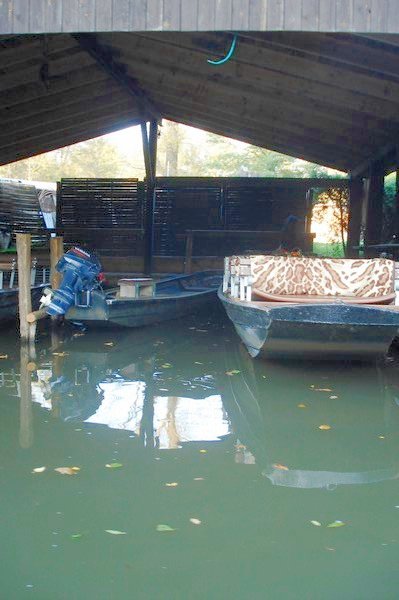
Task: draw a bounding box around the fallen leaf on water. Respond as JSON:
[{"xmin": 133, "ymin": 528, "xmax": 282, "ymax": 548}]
[
  {"xmin": 310, "ymin": 520, "xmax": 322, "ymax": 527},
  {"xmin": 71, "ymin": 533, "xmax": 83, "ymax": 539},
  {"xmin": 105, "ymin": 463, "xmax": 123, "ymax": 469},
  {"xmin": 329, "ymin": 395, "xmax": 338, "ymax": 399},
  {"xmin": 52, "ymin": 352, "xmax": 69, "ymax": 357},
  {"xmin": 156, "ymin": 524, "xmax": 176, "ymax": 533},
  {"xmin": 378, "ymin": 435, "xmax": 385, "ymax": 439},
  {"xmin": 189, "ymin": 518, "xmax": 202, "ymax": 525},
  {"xmin": 196, "ymin": 329, "xmax": 208, "ymax": 333},
  {"xmin": 54, "ymin": 467, "xmax": 79, "ymax": 475},
  {"xmin": 235, "ymin": 443, "xmax": 246, "ymax": 450},
  {"xmin": 32, "ymin": 466, "xmax": 46, "ymax": 474},
  {"xmin": 194, "ymin": 362, "xmax": 203, "ymax": 365},
  {"xmin": 0, "ymin": 354, "xmax": 8, "ymax": 359},
  {"xmin": 318, "ymin": 425, "xmax": 331, "ymax": 431},
  {"xmin": 194, "ymin": 477, "xmax": 204, "ymax": 481},
  {"xmin": 313, "ymin": 388, "xmax": 332, "ymax": 392},
  {"xmin": 273, "ymin": 463, "xmax": 289, "ymax": 471},
  {"xmin": 199, "ymin": 449, "xmax": 207, "ymax": 454},
  {"xmin": 297, "ymin": 403, "xmax": 307, "ymax": 408},
  {"xmin": 327, "ymin": 520, "xmax": 346, "ymax": 528},
  {"xmin": 325, "ymin": 547, "xmax": 336, "ymax": 551},
  {"xmin": 72, "ymin": 332, "xmax": 85, "ymax": 338},
  {"xmin": 105, "ymin": 530, "xmax": 127, "ymax": 535},
  {"xmin": 225, "ymin": 370, "xmax": 240, "ymax": 376},
  {"xmin": 161, "ymin": 363, "xmax": 172, "ymax": 369},
  {"xmin": 104, "ymin": 342, "xmax": 115, "ymax": 347},
  {"xmin": 165, "ymin": 482, "xmax": 178, "ymax": 487}
]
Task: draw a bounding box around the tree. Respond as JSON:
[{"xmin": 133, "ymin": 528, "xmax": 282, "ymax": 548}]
[{"xmin": 312, "ymin": 188, "xmax": 349, "ymax": 251}]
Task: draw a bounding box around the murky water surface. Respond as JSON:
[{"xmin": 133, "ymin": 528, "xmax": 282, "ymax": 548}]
[{"xmin": 1, "ymin": 312, "xmax": 399, "ymax": 599}]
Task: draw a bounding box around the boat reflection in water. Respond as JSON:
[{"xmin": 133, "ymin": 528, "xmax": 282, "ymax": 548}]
[
  {"xmin": 220, "ymin": 344, "xmax": 399, "ymax": 490},
  {"xmin": 30, "ymin": 323, "xmax": 231, "ymax": 449}
]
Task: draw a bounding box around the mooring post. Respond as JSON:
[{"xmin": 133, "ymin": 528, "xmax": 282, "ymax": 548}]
[
  {"xmin": 16, "ymin": 233, "xmax": 33, "ymax": 342},
  {"xmin": 50, "ymin": 236, "xmax": 64, "ymax": 290}
]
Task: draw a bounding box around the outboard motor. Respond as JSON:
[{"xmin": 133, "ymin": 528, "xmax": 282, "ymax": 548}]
[{"xmin": 46, "ymin": 247, "xmax": 102, "ymax": 317}]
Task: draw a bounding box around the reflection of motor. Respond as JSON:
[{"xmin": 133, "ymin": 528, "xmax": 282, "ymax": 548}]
[{"xmin": 45, "ymin": 247, "xmax": 102, "ymax": 316}]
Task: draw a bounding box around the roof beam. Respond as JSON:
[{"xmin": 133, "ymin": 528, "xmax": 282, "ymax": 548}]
[{"xmin": 73, "ymin": 33, "xmax": 159, "ymax": 120}]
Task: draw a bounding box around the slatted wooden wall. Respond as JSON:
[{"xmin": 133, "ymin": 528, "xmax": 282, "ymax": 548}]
[
  {"xmin": 0, "ymin": 180, "xmax": 45, "ymax": 244},
  {"xmin": 1, "ymin": 1, "xmax": 398, "ymax": 34},
  {"xmin": 57, "ymin": 178, "xmax": 145, "ymax": 257}
]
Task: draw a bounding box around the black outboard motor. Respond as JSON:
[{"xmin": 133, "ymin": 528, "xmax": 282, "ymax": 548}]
[{"xmin": 46, "ymin": 247, "xmax": 102, "ymax": 317}]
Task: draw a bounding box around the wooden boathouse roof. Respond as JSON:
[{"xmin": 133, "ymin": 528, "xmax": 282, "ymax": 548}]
[{"xmin": 1, "ymin": 2, "xmax": 399, "ymax": 175}]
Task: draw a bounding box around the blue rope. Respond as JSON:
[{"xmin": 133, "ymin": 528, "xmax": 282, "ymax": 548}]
[{"xmin": 207, "ymin": 34, "xmax": 238, "ymax": 65}]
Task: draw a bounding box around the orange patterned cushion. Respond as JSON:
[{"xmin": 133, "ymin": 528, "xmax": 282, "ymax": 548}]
[{"xmin": 249, "ymin": 255, "xmax": 395, "ymax": 298}]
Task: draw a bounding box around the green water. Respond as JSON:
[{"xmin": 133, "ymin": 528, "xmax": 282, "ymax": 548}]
[{"xmin": 1, "ymin": 313, "xmax": 399, "ymax": 599}]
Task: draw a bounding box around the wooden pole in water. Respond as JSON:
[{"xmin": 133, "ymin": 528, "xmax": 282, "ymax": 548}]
[
  {"xmin": 16, "ymin": 233, "xmax": 33, "ymax": 342},
  {"xmin": 50, "ymin": 236, "xmax": 64, "ymax": 290},
  {"xmin": 19, "ymin": 345, "xmax": 33, "ymax": 448}
]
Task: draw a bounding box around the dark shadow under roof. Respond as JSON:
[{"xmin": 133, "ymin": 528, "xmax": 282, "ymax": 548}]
[{"xmin": 1, "ymin": 31, "xmax": 399, "ymax": 174}]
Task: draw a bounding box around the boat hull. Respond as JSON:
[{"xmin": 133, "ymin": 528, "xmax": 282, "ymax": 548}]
[
  {"xmin": 0, "ymin": 284, "xmax": 46, "ymax": 324},
  {"xmin": 66, "ymin": 272, "xmax": 222, "ymax": 328},
  {"xmin": 218, "ymin": 288, "xmax": 399, "ymax": 360}
]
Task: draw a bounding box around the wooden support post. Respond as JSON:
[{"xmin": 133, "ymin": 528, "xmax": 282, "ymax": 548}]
[
  {"xmin": 364, "ymin": 166, "xmax": 384, "ymax": 253},
  {"xmin": 184, "ymin": 232, "xmax": 193, "ymax": 274},
  {"xmin": 395, "ymin": 159, "xmax": 399, "ymax": 238},
  {"xmin": 50, "ymin": 236, "xmax": 64, "ymax": 290},
  {"xmin": 143, "ymin": 119, "xmax": 158, "ymax": 275},
  {"xmin": 16, "ymin": 233, "xmax": 33, "ymax": 342},
  {"xmin": 347, "ymin": 177, "xmax": 363, "ymax": 257}
]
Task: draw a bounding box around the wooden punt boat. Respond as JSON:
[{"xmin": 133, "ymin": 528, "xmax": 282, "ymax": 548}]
[
  {"xmin": 0, "ymin": 260, "xmax": 49, "ymax": 325},
  {"xmin": 219, "ymin": 255, "xmax": 399, "ymax": 361},
  {"xmin": 65, "ymin": 271, "xmax": 222, "ymax": 328}
]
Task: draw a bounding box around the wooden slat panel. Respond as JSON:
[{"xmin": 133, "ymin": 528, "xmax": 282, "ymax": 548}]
[
  {"xmin": 387, "ymin": 0, "xmax": 399, "ymax": 34},
  {"xmin": 248, "ymin": 0, "xmax": 266, "ymax": 30},
  {"xmin": 319, "ymin": 0, "xmax": 336, "ymax": 31},
  {"xmin": 336, "ymin": 0, "xmax": 352, "ymax": 31},
  {"xmin": 146, "ymin": 0, "xmax": 163, "ymax": 30},
  {"xmin": 267, "ymin": 0, "xmax": 283, "ymax": 29},
  {"xmin": 215, "ymin": 0, "xmax": 232, "ymax": 30},
  {"xmin": 232, "ymin": 0, "xmax": 248, "ymax": 30},
  {"xmin": 62, "ymin": 0, "xmax": 80, "ymax": 32},
  {"xmin": 12, "ymin": 0, "xmax": 29, "ymax": 33},
  {"xmin": 78, "ymin": 0, "xmax": 96, "ymax": 31},
  {"xmin": 181, "ymin": 0, "xmax": 197, "ymax": 29},
  {"xmin": 197, "ymin": 0, "xmax": 215, "ymax": 31},
  {"xmin": 95, "ymin": 0, "xmax": 113, "ymax": 30},
  {"xmin": 353, "ymin": 0, "xmax": 370, "ymax": 32},
  {"xmin": 111, "ymin": 0, "xmax": 130, "ymax": 31},
  {"xmin": 29, "ymin": 0, "xmax": 46, "ymax": 32},
  {"xmin": 130, "ymin": 0, "xmax": 147, "ymax": 30},
  {"xmin": 301, "ymin": 0, "xmax": 319, "ymax": 31},
  {"xmin": 0, "ymin": 181, "xmax": 46, "ymax": 244},
  {"xmin": 45, "ymin": 0, "xmax": 63, "ymax": 32},
  {"xmin": 163, "ymin": 0, "xmax": 181, "ymax": 30},
  {"xmin": 283, "ymin": 0, "xmax": 301, "ymax": 30},
  {"xmin": 0, "ymin": 0, "xmax": 13, "ymax": 33}
]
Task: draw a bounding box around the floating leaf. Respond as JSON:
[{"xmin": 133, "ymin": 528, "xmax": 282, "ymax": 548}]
[
  {"xmin": 313, "ymin": 388, "xmax": 332, "ymax": 392},
  {"xmin": 189, "ymin": 518, "xmax": 202, "ymax": 525},
  {"xmin": 156, "ymin": 524, "xmax": 176, "ymax": 533},
  {"xmin": 0, "ymin": 354, "xmax": 8, "ymax": 359},
  {"xmin": 105, "ymin": 529, "xmax": 127, "ymax": 535},
  {"xmin": 225, "ymin": 370, "xmax": 240, "ymax": 376},
  {"xmin": 165, "ymin": 482, "xmax": 178, "ymax": 487},
  {"xmin": 318, "ymin": 425, "xmax": 331, "ymax": 431},
  {"xmin": 194, "ymin": 362, "xmax": 203, "ymax": 365},
  {"xmin": 273, "ymin": 463, "xmax": 289, "ymax": 471},
  {"xmin": 297, "ymin": 403, "xmax": 307, "ymax": 408},
  {"xmin": 329, "ymin": 395, "xmax": 338, "ymax": 399},
  {"xmin": 327, "ymin": 520, "xmax": 345, "ymax": 528},
  {"xmin": 199, "ymin": 449, "xmax": 207, "ymax": 454},
  {"xmin": 32, "ymin": 466, "xmax": 46, "ymax": 473},
  {"xmin": 194, "ymin": 477, "xmax": 204, "ymax": 481},
  {"xmin": 72, "ymin": 333, "xmax": 85, "ymax": 338},
  {"xmin": 104, "ymin": 342, "xmax": 115, "ymax": 347},
  {"xmin": 71, "ymin": 533, "xmax": 83, "ymax": 539},
  {"xmin": 161, "ymin": 363, "xmax": 172, "ymax": 369},
  {"xmin": 378, "ymin": 435, "xmax": 385, "ymax": 439},
  {"xmin": 105, "ymin": 463, "xmax": 123, "ymax": 469},
  {"xmin": 52, "ymin": 352, "xmax": 69, "ymax": 357},
  {"xmin": 310, "ymin": 520, "xmax": 322, "ymax": 527},
  {"xmin": 54, "ymin": 467, "xmax": 79, "ymax": 475}
]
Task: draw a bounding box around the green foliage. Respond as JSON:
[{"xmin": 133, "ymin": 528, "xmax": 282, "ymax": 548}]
[{"xmin": 313, "ymin": 242, "xmax": 345, "ymax": 258}]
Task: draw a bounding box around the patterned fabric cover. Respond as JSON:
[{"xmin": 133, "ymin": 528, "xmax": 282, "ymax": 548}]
[{"xmin": 243, "ymin": 255, "xmax": 395, "ymax": 298}]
